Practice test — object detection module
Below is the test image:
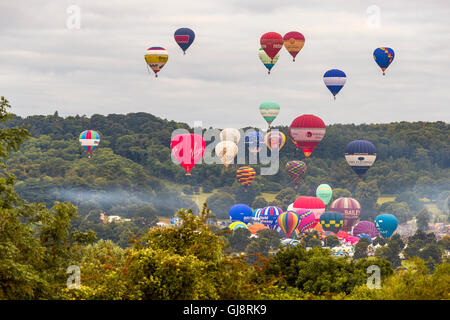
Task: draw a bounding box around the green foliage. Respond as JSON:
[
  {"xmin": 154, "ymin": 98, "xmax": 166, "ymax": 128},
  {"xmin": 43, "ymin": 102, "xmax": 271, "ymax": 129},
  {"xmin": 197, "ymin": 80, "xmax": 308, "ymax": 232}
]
[
  {"xmin": 324, "ymin": 235, "xmax": 340, "ymax": 248},
  {"xmin": 206, "ymin": 192, "xmax": 235, "ymax": 219}
]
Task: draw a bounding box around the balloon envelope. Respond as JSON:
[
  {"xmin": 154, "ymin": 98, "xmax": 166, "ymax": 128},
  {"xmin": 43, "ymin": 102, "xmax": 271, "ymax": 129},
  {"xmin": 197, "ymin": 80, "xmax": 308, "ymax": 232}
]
[
  {"xmin": 258, "ymin": 48, "xmax": 279, "ymax": 74},
  {"xmin": 329, "ymin": 197, "xmax": 361, "ymax": 231},
  {"xmin": 265, "ymin": 130, "xmax": 286, "ymax": 151},
  {"xmin": 373, "ymin": 47, "xmax": 395, "ymax": 75},
  {"xmin": 260, "ymin": 32, "xmax": 284, "ymax": 60},
  {"xmin": 79, "ymin": 130, "xmax": 100, "ymax": 155},
  {"xmin": 283, "ymin": 31, "xmax": 305, "ymax": 61},
  {"xmin": 259, "ymin": 101, "xmax": 280, "ymax": 127},
  {"xmin": 277, "ymin": 211, "xmax": 300, "ymax": 238},
  {"xmin": 352, "ymin": 221, "xmax": 379, "ymax": 238},
  {"xmin": 229, "ymin": 221, "xmax": 248, "ymax": 231},
  {"xmin": 174, "ymin": 28, "xmax": 195, "ymax": 53},
  {"xmin": 320, "ymin": 211, "xmax": 344, "ymax": 233},
  {"xmin": 229, "ymin": 204, "xmax": 253, "ymax": 223},
  {"xmin": 316, "ymin": 184, "xmax": 333, "ymax": 205},
  {"xmin": 215, "ymin": 141, "xmax": 238, "ymax": 167},
  {"xmin": 293, "ymin": 196, "xmax": 325, "ymax": 227},
  {"xmin": 285, "ymin": 161, "xmax": 307, "ymax": 188},
  {"xmin": 289, "ymin": 114, "xmax": 326, "ymax": 158},
  {"xmin": 170, "ymin": 133, "xmax": 205, "ymax": 174},
  {"xmin": 375, "ymin": 214, "xmax": 398, "ymax": 238},
  {"xmin": 220, "ymin": 128, "xmax": 241, "ymax": 143},
  {"xmin": 245, "ymin": 131, "xmax": 265, "ymax": 153},
  {"xmin": 144, "ymin": 47, "xmax": 169, "ymax": 77},
  {"xmin": 248, "ymin": 223, "xmax": 268, "ymax": 235},
  {"xmin": 260, "ymin": 206, "xmax": 283, "ymax": 229},
  {"xmin": 236, "ymin": 166, "xmax": 256, "ymax": 187},
  {"xmin": 323, "ymin": 69, "xmax": 346, "ymax": 98},
  {"xmin": 345, "ymin": 140, "xmax": 377, "ymax": 179},
  {"xmin": 295, "ymin": 209, "xmax": 315, "ymax": 233}
]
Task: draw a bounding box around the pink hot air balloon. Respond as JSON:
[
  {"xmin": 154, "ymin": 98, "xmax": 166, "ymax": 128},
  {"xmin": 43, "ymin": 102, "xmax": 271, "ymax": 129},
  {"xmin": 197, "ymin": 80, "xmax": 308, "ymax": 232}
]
[
  {"xmin": 293, "ymin": 196, "xmax": 325, "ymax": 228},
  {"xmin": 352, "ymin": 221, "xmax": 379, "ymax": 239},
  {"xmin": 329, "ymin": 197, "xmax": 361, "ymax": 232},
  {"xmin": 295, "ymin": 209, "xmax": 315, "ymax": 234},
  {"xmin": 260, "ymin": 32, "xmax": 284, "ymax": 62},
  {"xmin": 170, "ymin": 133, "xmax": 205, "ymax": 175},
  {"xmin": 344, "ymin": 236, "xmax": 360, "ymax": 244}
]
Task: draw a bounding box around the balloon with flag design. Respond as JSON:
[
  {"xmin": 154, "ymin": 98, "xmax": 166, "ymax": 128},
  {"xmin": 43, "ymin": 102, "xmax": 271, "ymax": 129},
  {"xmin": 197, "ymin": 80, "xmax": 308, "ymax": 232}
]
[
  {"xmin": 170, "ymin": 133, "xmax": 205, "ymax": 175},
  {"xmin": 373, "ymin": 47, "xmax": 395, "ymax": 75},
  {"xmin": 277, "ymin": 211, "xmax": 300, "ymax": 238},
  {"xmin": 285, "ymin": 160, "xmax": 306, "ymax": 189},
  {"xmin": 79, "ymin": 130, "xmax": 100, "ymax": 157},
  {"xmin": 174, "ymin": 28, "xmax": 195, "ymax": 54},
  {"xmin": 144, "ymin": 47, "xmax": 168, "ymax": 77},
  {"xmin": 323, "ymin": 69, "xmax": 346, "ymax": 100}
]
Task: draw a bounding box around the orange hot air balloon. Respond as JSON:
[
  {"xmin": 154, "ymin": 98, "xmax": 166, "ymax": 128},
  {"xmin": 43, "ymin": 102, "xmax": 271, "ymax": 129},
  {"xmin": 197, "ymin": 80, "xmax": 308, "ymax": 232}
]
[{"xmin": 283, "ymin": 31, "xmax": 305, "ymax": 62}]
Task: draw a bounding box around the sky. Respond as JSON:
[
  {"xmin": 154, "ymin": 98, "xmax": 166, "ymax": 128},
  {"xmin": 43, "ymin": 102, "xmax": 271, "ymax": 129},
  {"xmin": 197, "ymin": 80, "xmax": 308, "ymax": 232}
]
[{"xmin": 0, "ymin": 0, "xmax": 449, "ymax": 129}]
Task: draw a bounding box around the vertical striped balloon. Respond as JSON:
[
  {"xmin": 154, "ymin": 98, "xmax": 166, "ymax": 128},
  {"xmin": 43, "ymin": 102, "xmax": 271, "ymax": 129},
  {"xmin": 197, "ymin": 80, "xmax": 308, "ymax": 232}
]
[{"xmin": 277, "ymin": 211, "xmax": 300, "ymax": 238}]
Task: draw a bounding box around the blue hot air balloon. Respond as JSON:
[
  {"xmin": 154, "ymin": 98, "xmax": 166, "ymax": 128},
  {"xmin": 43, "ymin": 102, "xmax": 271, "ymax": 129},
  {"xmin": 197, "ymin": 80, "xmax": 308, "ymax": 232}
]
[
  {"xmin": 174, "ymin": 28, "xmax": 195, "ymax": 54},
  {"xmin": 323, "ymin": 69, "xmax": 346, "ymax": 100},
  {"xmin": 229, "ymin": 204, "xmax": 253, "ymax": 223},
  {"xmin": 375, "ymin": 214, "xmax": 398, "ymax": 238},
  {"xmin": 373, "ymin": 47, "xmax": 395, "ymax": 75},
  {"xmin": 245, "ymin": 131, "xmax": 265, "ymax": 153},
  {"xmin": 345, "ymin": 140, "xmax": 377, "ymax": 179},
  {"xmin": 260, "ymin": 206, "xmax": 283, "ymax": 229}
]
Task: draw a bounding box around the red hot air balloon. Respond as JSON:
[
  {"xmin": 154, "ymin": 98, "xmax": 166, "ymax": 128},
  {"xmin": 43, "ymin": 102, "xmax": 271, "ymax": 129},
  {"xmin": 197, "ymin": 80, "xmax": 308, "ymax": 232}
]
[
  {"xmin": 170, "ymin": 133, "xmax": 205, "ymax": 175},
  {"xmin": 293, "ymin": 196, "xmax": 325, "ymax": 228},
  {"xmin": 260, "ymin": 32, "xmax": 284, "ymax": 62},
  {"xmin": 329, "ymin": 197, "xmax": 361, "ymax": 232},
  {"xmin": 283, "ymin": 31, "xmax": 305, "ymax": 62},
  {"xmin": 289, "ymin": 115, "xmax": 326, "ymax": 158}
]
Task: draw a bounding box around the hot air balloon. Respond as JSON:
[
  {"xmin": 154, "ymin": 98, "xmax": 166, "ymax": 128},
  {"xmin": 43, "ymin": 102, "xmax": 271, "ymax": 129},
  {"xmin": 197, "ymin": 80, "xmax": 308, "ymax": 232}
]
[
  {"xmin": 344, "ymin": 236, "xmax": 360, "ymax": 245},
  {"xmin": 373, "ymin": 47, "xmax": 395, "ymax": 75},
  {"xmin": 316, "ymin": 184, "xmax": 333, "ymax": 205},
  {"xmin": 245, "ymin": 131, "xmax": 265, "ymax": 153},
  {"xmin": 79, "ymin": 130, "xmax": 100, "ymax": 158},
  {"xmin": 336, "ymin": 230, "xmax": 349, "ymax": 239},
  {"xmin": 170, "ymin": 133, "xmax": 205, "ymax": 175},
  {"xmin": 260, "ymin": 206, "xmax": 283, "ymax": 229},
  {"xmin": 252, "ymin": 208, "xmax": 263, "ymax": 221},
  {"xmin": 345, "ymin": 140, "xmax": 377, "ymax": 180},
  {"xmin": 229, "ymin": 221, "xmax": 248, "ymax": 231},
  {"xmin": 289, "ymin": 114, "xmax": 326, "ymax": 158},
  {"xmin": 258, "ymin": 48, "xmax": 280, "ymax": 74},
  {"xmin": 281, "ymin": 238, "xmax": 300, "ymax": 248},
  {"xmin": 320, "ymin": 211, "xmax": 344, "ymax": 233},
  {"xmin": 352, "ymin": 221, "xmax": 379, "ymax": 238},
  {"xmin": 265, "ymin": 130, "xmax": 286, "ymax": 151},
  {"xmin": 293, "ymin": 197, "xmax": 325, "ymax": 227},
  {"xmin": 260, "ymin": 32, "xmax": 283, "ymax": 62},
  {"xmin": 356, "ymin": 233, "xmax": 372, "ymax": 243},
  {"xmin": 220, "ymin": 128, "xmax": 241, "ymax": 144},
  {"xmin": 144, "ymin": 47, "xmax": 169, "ymax": 77},
  {"xmin": 229, "ymin": 204, "xmax": 253, "ymax": 223},
  {"xmin": 285, "ymin": 160, "xmax": 307, "ymax": 189},
  {"xmin": 277, "ymin": 211, "xmax": 300, "ymax": 238},
  {"xmin": 174, "ymin": 27, "xmax": 195, "ymax": 54},
  {"xmin": 375, "ymin": 214, "xmax": 398, "ymax": 238},
  {"xmin": 329, "ymin": 197, "xmax": 361, "ymax": 232},
  {"xmin": 248, "ymin": 223, "xmax": 268, "ymax": 235},
  {"xmin": 283, "ymin": 31, "xmax": 305, "ymax": 62},
  {"xmin": 323, "ymin": 69, "xmax": 346, "ymax": 100},
  {"xmin": 295, "ymin": 209, "xmax": 315, "ymax": 233},
  {"xmin": 236, "ymin": 166, "xmax": 256, "ymax": 189},
  {"xmin": 259, "ymin": 101, "xmax": 280, "ymax": 128},
  {"xmin": 215, "ymin": 141, "xmax": 238, "ymax": 168}
]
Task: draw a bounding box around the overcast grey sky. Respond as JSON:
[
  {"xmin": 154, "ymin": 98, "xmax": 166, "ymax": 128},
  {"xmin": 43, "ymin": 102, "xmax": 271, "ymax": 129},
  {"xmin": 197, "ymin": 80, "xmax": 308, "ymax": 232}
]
[{"xmin": 0, "ymin": 0, "xmax": 449, "ymax": 129}]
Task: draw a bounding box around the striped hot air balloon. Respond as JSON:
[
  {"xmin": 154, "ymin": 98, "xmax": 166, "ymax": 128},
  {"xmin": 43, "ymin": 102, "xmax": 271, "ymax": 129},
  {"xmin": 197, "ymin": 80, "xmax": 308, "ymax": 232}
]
[
  {"xmin": 259, "ymin": 101, "xmax": 280, "ymax": 128},
  {"xmin": 289, "ymin": 114, "xmax": 326, "ymax": 158},
  {"xmin": 277, "ymin": 211, "xmax": 300, "ymax": 238},
  {"xmin": 345, "ymin": 140, "xmax": 377, "ymax": 180},
  {"xmin": 260, "ymin": 206, "xmax": 283, "ymax": 229},
  {"xmin": 293, "ymin": 197, "xmax": 326, "ymax": 228},
  {"xmin": 258, "ymin": 48, "xmax": 280, "ymax": 74},
  {"xmin": 285, "ymin": 161, "xmax": 306, "ymax": 189},
  {"xmin": 295, "ymin": 209, "xmax": 315, "ymax": 234},
  {"xmin": 144, "ymin": 47, "xmax": 169, "ymax": 77},
  {"xmin": 283, "ymin": 31, "xmax": 305, "ymax": 62},
  {"xmin": 265, "ymin": 130, "xmax": 286, "ymax": 151},
  {"xmin": 323, "ymin": 69, "xmax": 346, "ymax": 100},
  {"xmin": 79, "ymin": 130, "xmax": 100, "ymax": 157},
  {"xmin": 229, "ymin": 221, "xmax": 248, "ymax": 231},
  {"xmin": 329, "ymin": 197, "xmax": 361, "ymax": 232},
  {"xmin": 236, "ymin": 166, "xmax": 256, "ymax": 189}
]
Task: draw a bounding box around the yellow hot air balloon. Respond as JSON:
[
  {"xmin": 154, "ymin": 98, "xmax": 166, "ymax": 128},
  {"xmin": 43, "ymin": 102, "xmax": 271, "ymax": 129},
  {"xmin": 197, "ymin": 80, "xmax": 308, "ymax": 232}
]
[
  {"xmin": 144, "ymin": 46, "xmax": 168, "ymax": 77},
  {"xmin": 265, "ymin": 130, "xmax": 286, "ymax": 151}
]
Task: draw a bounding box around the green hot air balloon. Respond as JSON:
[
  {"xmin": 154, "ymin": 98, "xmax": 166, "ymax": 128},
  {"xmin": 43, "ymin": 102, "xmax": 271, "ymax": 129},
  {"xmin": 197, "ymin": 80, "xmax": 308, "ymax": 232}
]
[
  {"xmin": 259, "ymin": 101, "xmax": 280, "ymax": 129},
  {"xmin": 320, "ymin": 211, "xmax": 344, "ymax": 233},
  {"xmin": 316, "ymin": 184, "xmax": 332, "ymax": 205}
]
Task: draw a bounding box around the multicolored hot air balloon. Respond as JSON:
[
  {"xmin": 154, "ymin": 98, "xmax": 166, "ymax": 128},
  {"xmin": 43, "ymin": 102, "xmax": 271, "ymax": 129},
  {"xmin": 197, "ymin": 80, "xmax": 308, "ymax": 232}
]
[
  {"xmin": 170, "ymin": 133, "xmax": 206, "ymax": 175},
  {"xmin": 265, "ymin": 130, "xmax": 286, "ymax": 151},
  {"xmin": 144, "ymin": 47, "xmax": 168, "ymax": 77},
  {"xmin": 345, "ymin": 140, "xmax": 377, "ymax": 180},
  {"xmin": 352, "ymin": 221, "xmax": 379, "ymax": 238},
  {"xmin": 79, "ymin": 130, "xmax": 100, "ymax": 157},
  {"xmin": 258, "ymin": 48, "xmax": 280, "ymax": 74},
  {"xmin": 316, "ymin": 184, "xmax": 333, "ymax": 205},
  {"xmin": 375, "ymin": 214, "xmax": 398, "ymax": 238},
  {"xmin": 323, "ymin": 69, "xmax": 346, "ymax": 100},
  {"xmin": 356, "ymin": 233, "xmax": 372, "ymax": 243},
  {"xmin": 320, "ymin": 211, "xmax": 344, "ymax": 233},
  {"xmin": 252, "ymin": 208, "xmax": 263, "ymax": 221},
  {"xmin": 260, "ymin": 32, "xmax": 284, "ymax": 62},
  {"xmin": 295, "ymin": 209, "xmax": 315, "ymax": 233},
  {"xmin": 215, "ymin": 141, "xmax": 238, "ymax": 168},
  {"xmin": 373, "ymin": 47, "xmax": 395, "ymax": 75},
  {"xmin": 285, "ymin": 160, "xmax": 307, "ymax": 189},
  {"xmin": 277, "ymin": 211, "xmax": 300, "ymax": 238},
  {"xmin": 293, "ymin": 197, "xmax": 325, "ymax": 227},
  {"xmin": 283, "ymin": 31, "xmax": 305, "ymax": 62},
  {"xmin": 245, "ymin": 131, "xmax": 265, "ymax": 153},
  {"xmin": 229, "ymin": 221, "xmax": 248, "ymax": 231},
  {"xmin": 260, "ymin": 206, "xmax": 283, "ymax": 229},
  {"xmin": 259, "ymin": 101, "xmax": 280, "ymax": 128},
  {"xmin": 174, "ymin": 28, "xmax": 195, "ymax": 54},
  {"xmin": 229, "ymin": 204, "xmax": 253, "ymax": 223},
  {"xmin": 329, "ymin": 197, "xmax": 361, "ymax": 232},
  {"xmin": 236, "ymin": 166, "xmax": 256, "ymax": 189},
  {"xmin": 289, "ymin": 114, "xmax": 326, "ymax": 158}
]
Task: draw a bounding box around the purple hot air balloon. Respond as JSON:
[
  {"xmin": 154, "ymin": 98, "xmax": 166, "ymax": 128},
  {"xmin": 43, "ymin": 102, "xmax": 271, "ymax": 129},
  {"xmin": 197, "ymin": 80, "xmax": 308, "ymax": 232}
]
[{"xmin": 352, "ymin": 221, "xmax": 379, "ymax": 238}]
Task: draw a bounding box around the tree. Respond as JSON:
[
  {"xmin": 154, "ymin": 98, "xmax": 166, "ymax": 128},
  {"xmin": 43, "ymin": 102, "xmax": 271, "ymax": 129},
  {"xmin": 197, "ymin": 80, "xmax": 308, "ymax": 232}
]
[
  {"xmin": 396, "ymin": 191, "xmax": 424, "ymax": 213},
  {"xmin": 324, "ymin": 235, "xmax": 340, "ymax": 248},
  {"xmin": 330, "ymin": 188, "xmax": 352, "ymax": 203},
  {"xmin": 275, "ymin": 187, "xmax": 297, "ymax": 209},
  {"xmin": 378, "ymin": 201, "xmax": 412, "ymax": 224},
  {"xmin": 374, "ymin": 234, "xmax": 404, "ymax": 268},
  {"xmin": 354, "ymin": 181, "xmax": 380, "ymax": 220},
  {"xmin": 416, "ymin": 209, "xmax": 431, "ymax": 231},
  {"xmin": 252, "ymin": 196, "xmax": 268, "ymax": 209},
  {"xmin": 353, "ymin": 240, "xmax": 369, "ymax": 260},
  {"xmin": 205, "ymin": 192, "xmax": 235, "ymax": 220},
  {"xmin": 227, "ymin": 227, "xmax": 251, "ymax": 252}
]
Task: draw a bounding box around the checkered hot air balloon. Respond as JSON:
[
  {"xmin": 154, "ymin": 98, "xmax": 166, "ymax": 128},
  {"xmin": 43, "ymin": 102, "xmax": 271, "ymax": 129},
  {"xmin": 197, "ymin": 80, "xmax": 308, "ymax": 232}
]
[
  {"xmin": 236, "ymin": 166, "xmax": 256, "ymax": 190},
  {"xmin": 285, "ymin": 160, "xmax": 306, "ymax": 189},
  {"xmin": 320, "ymin": 211, "xmax": 344, "ymax": 233}
]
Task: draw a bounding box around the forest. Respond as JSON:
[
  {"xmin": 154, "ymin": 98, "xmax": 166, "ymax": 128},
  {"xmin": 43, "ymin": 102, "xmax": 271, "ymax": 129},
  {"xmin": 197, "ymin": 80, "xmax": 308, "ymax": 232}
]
[{"xmin": 1, "ymin": 96, "xmax": 449, "ymax": 300}]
